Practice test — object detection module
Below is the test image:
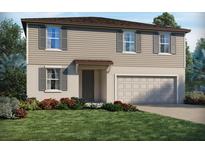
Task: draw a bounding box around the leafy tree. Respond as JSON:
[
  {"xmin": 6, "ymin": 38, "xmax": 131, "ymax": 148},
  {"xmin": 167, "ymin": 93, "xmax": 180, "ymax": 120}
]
[
  {"xmin": 153, "ymin": 12, "xmax": 180, "ymax": 28},
  {"xmin": 0, "ymin": 18, "xmax": 26, "ymax": 58},
  {"xmin": 0, "ymin": 53, "xmax": 26, "ymax": 100},
  {"xmin": 0, "ymin": 18, "xmax": 26, "ymax": 99},
  {"xmin": 185, "ymin": 42, "xmax": 193, "ymax": 82}
]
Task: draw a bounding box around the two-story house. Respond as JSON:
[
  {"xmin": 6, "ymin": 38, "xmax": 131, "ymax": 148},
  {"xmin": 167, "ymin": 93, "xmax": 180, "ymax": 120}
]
[{"xmin": 21, "ymin": 17, "xmax": 190, "ymax": 104}]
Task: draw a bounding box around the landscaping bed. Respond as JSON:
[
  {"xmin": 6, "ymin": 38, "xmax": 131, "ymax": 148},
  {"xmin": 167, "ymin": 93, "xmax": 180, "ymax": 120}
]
[{"xmin": 0, "ymin": 96, "xmax": 138, "ymax": 120}]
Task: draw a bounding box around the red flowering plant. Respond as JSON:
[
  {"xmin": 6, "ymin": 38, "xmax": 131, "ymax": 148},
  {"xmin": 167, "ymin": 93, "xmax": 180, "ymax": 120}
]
[
  {"xmin": 114, "ymin": 100, "xmax": 138, "ymax": 112},
  {"xmin": 114, "ymin": 100, "xmax": 123, "ymax": 105},
  {"xmin": 60, "ymin": 98, "xmax": 83, "ymax": 109},
  {"xmin": 60, "ymin": 98, "xmax": 77, "ymax": 108},
  {"xmin": 15, "ymin": 108, "xmax": 27, "ymax": 118},
  {"xmin": 39, "ymin": 98, "xmax": 59, "ymax": 110}
]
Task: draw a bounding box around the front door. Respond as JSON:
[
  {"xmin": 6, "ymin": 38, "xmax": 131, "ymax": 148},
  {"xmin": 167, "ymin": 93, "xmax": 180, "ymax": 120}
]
[{"xmin": 82, "ymin": 70, "xmax": 94, "ymax": 101}]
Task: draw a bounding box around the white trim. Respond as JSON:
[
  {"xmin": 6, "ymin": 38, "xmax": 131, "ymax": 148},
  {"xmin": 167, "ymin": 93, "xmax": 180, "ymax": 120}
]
[
  {"xmin": 44, "ymin": 65, "xmax": 62, "ymax": 68},
  {"xmin": 46, "ymin": 25, "xmax": 61, "ymax": 50},
  {"xmin": 44, "ymin": 89, "xmax": 62, "ymax": 93},
  {"xmin": 158, "ymin": 53, "xmax": 172, "ymax": 56},
  {"xmin": 122, "ymin": 30, "xmax": 136, "ymax": 53},
  {"xmin": 114, "ymin": 74, "xmax": 179, "ymax": 104},
  {"xmin": 159, "ymin": 32, "xmax": 171, "ymax": 54},
  {"xmin": 122, "ymin": 51, "xmax": 136, "ymax": 54},
  {"xmin": 45, "ymin": 48, "xmax": 62, "ymax": 52},
  {"xmin": 184, "ymin": 37, "xmax": 186, "ymax": 68},
  {"xmin": 26, "ymin": 23, "xmax": 28, "ymax": 64},
  {"xmin": 45, "ymin": 68, "xmax": 61, "ymax": 91}
]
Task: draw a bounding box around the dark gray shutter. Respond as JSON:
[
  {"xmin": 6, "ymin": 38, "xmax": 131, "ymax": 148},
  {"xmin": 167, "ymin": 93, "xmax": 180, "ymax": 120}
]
[
  {"xmin": 61, "ymin": 27, "xmax": 67, "ymax": 51},
  {"xmin": 153, "ymin": 32, "xmax": 159, "ymax": 54},
  {"xmin": 136, "ymin": 32, "xmax": 141, "ymax": 53},
  {"xmin": 60, "ymin": 68, "xmax": 67, "ymax": 91},
  {"xmin": 116, "ymin": 31, "xmax": 123, "ymax": 53},
  {"xmin": 38, "ymin": 25, "xmax": 46, "ymax": 50},
  {"xmin": 38, "ymin": 68, "xmax": 46, "ymax": 91},
  {"xmin": 171, "ymin": 34, "xmax": 176, "ymax": 54}
]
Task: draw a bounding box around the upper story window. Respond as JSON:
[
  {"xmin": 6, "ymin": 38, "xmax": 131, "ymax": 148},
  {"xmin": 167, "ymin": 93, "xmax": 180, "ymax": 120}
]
[
  {"xmin": 46, "ymin": 68, "xmax": 60, "ymax": 90},
  {"xmin": 123, "ymin": 31, "xmax": 135, "ymax": 53},
  {"xmin": 47, "ymin": 26, "xmax": 60, "ymax": 49},
  {"xmin": 160, "ymin": 32, "xmax": 170, "ymax": 53}
]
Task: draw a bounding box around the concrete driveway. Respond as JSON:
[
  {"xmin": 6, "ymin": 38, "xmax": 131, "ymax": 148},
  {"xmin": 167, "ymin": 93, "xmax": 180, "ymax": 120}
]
[{"xmin": 138, "ymin": 104, "xmax": 205, "ymax": 124}]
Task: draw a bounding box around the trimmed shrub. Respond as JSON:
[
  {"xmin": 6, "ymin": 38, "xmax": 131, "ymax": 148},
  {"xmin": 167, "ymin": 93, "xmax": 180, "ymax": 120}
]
[
  {"xmin": 55, "ymin": 103, "xmax": 69, "ymax": 110},
  {"xmin": 15, "ymin": 108, "xmax": 27, "ymax": 118},
  {"xmin": 39, "ymin": 98, "xmax": 59, "ymax": 110},
  {"xmin": 71, "ymin": 97, "xmax": 86, "ymax": 106},
  {"xmin": 19, "ymin": 97, "xmax": 40, "ymax": 110},
  {"xmin": 60, "ymin": 97, "xmax": 83, "ymax": 109},
  {"xmin": 60, "ymin": 97, "xmax": 71, "ymax": 104},
  {"xmin": 122, "ymin": 104, "xmax": 138, "ymax": 112},
  {"xmin": 185, "ymin": 91, "xmax": 205, "ymax": 105},
  {"xmin": 101, "ymin": 103, "xmax": 123, "ymax": 112},
  {"xmin": 114, "ymin": 100, "xmax": 138, "ymax": 112},
  {"xmin": 60, "ymin": 98, "xmax": 76, "ymax": 108},
  {"xmin": 114, "ymin": 100, "xmax": 123, "ymax": 105},
  {"xmin": 0, "ymin": 97, "xmax": 19, "ymax": 119}
]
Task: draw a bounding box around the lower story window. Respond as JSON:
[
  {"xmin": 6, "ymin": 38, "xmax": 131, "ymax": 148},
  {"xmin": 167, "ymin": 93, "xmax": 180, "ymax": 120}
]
[{"xmin": 46, "ymin": 68, "xmax": 60, "ymax": 90}]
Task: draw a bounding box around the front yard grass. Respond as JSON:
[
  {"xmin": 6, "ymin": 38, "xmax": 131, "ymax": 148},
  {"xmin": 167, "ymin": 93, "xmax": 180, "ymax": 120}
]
[{"xmin": 0, "ymin": 110, "xmax": 205, "ymax": 140}]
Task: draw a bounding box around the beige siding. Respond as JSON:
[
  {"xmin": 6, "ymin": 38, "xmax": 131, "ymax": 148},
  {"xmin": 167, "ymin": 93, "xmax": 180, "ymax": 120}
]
[{"xmin": 28, "ymin": 25, "xmax": 185, "ymax": 68}]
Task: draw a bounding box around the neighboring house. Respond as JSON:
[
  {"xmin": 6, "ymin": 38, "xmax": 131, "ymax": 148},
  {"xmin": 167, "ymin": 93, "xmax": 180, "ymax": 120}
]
[{"xmin": 21, "ymin": 17, "xmax": 190, "ymax": 104}]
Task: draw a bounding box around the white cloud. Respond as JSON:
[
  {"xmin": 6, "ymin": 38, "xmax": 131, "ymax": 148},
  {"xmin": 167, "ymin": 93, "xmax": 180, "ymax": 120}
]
[{"xmin": 186, "ymin": 28, "xmax": 205, "ymax": 52}]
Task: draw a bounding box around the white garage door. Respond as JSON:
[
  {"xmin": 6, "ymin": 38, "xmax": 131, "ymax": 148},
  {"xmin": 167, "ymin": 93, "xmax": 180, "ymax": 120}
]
[{"xmin": 116, "ymin": 76, "xmax": 177, "ymax": 104}]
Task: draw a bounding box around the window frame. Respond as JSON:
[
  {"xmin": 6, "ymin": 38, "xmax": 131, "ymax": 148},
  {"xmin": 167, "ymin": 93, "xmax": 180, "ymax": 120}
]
[
  {"xmin": 122, "ymin": 30, "xmax": 136, "ymax": 54},
  {"xmin": 46, "ymin": 25, "xmax": 62, "ymax": 51},
  {"xmin": 46, "ymin": 68, "xmax": 61, "ymax": 92},
  {"xmin": 159, "ymin": 32, "xmax": 171, "ymax": 54}
]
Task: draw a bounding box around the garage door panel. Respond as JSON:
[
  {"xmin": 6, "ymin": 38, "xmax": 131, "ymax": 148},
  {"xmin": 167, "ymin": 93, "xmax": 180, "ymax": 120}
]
[{"xmin": 117, "ymin": 76, "xmax": 177, "ymax": 104}]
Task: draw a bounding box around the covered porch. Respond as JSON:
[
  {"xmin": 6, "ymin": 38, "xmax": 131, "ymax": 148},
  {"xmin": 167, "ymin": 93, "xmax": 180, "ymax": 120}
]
[{"xmin": 74, "ymin": 59, "xmax": 113, "ymax": 102}]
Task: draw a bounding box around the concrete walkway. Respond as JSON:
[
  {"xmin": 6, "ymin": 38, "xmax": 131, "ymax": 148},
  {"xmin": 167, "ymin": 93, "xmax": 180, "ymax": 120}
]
[{"xmin": 138, "ymin": 104, "xmax": 205, "ymax": 124}]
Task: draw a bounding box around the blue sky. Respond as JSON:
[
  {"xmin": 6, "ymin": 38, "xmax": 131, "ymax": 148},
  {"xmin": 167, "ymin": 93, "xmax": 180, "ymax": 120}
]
[{"xmin": 0, "ymin": 12, "xmax": 204, "ymax": 52}]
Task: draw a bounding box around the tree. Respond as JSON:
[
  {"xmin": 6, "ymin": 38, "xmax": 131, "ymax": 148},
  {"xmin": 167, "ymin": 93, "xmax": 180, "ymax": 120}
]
[
  {"xmin": 0, "ymin": 53, "xmax": 26, "ymax": 100},
  {"xmin": 185, "ymin": 42, "xmax": 193, "ymax": 82},
  {"xmin": 0, "ymin": 18, "xmax": 26, "ymax": 99},
  {"xmin": 192, "ymin": 38, "xmax": 205, "ymax": 80},
  {"xmin": 153, "ymin": 12, "xmax": 180, "ymax": 28},
  {"xmin": 0, "ymin": 18, "xmax": 26, "ymax": 58}
]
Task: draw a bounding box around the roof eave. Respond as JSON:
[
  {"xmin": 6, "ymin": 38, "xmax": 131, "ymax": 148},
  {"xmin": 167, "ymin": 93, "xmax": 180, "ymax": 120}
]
[{"xmin": 21, "ymin": 18, "xmax": 191, "ymax": 35}]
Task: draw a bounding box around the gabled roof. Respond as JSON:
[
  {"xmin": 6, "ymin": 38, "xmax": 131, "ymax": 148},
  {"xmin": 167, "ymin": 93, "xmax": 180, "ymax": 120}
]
[{"xmin": 21, "ymin": 16, "xmax": 191, "ymax": 34}]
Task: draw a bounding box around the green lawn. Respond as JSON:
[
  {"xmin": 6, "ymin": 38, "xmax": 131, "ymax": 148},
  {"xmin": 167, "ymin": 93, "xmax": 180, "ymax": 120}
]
[{"xmin": 0, "ymin": 110, "xmax": 205, "ymax": 141}]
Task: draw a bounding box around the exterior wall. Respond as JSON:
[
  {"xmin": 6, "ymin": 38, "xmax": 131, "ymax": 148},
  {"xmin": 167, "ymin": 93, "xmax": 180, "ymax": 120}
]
[
  {"xmin": 27, "ymin": 65, "xmax": 185, "ymax": 103},
  {"xmin": 94, "ymin": 70, "xmax": 101, "ymax": 101},
  {"xmin": 100, "ymin": 70, "xmax": 107, "ymax": 102},
  {"xmin": 28, "ymin": 25, "xmax": 185, "ymax": 68},
  {"xmin": 27, "ymin": 24, "xmax": 186, "ymax": 103},
  {"xmin": 27, "ymin": 64, "xmax": 79, "ymax": 101},
  {"xmin": 106, "ymin": 66, "xmax": 185, "ymax": 104}
]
